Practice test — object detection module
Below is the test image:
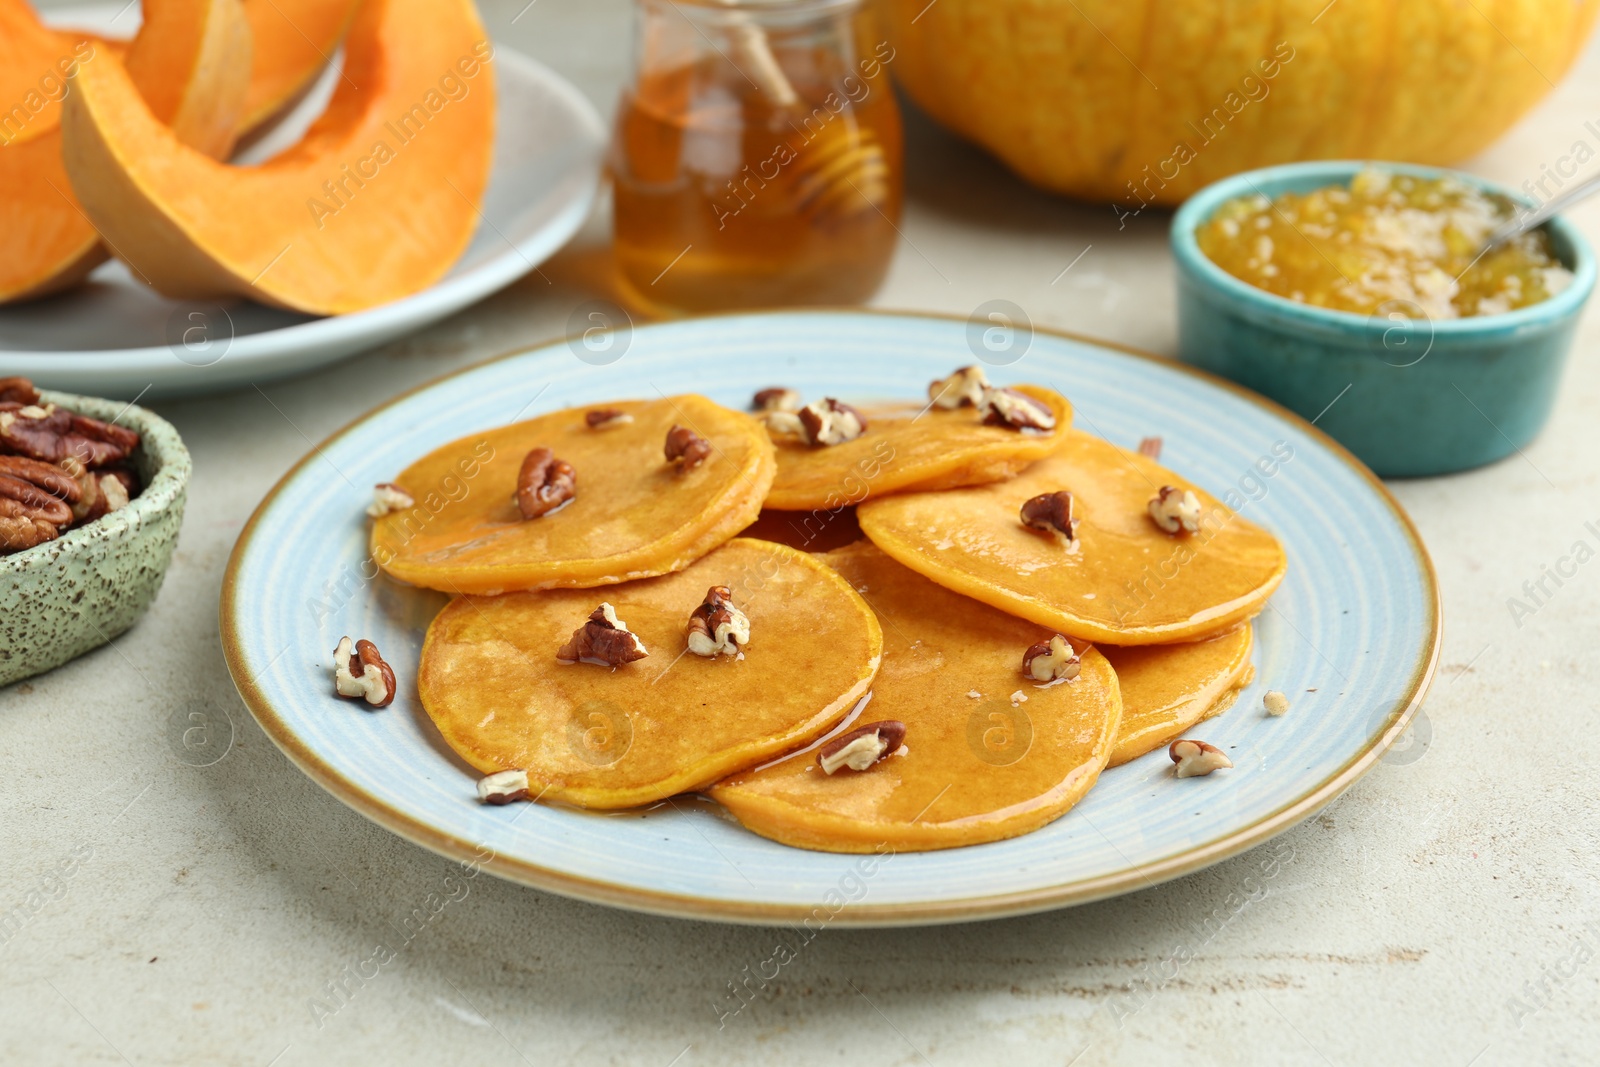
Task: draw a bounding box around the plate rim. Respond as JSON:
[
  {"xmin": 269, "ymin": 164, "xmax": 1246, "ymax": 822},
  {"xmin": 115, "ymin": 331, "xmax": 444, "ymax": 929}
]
[{"xmin": 219, "ymin": 308, "xmax": 1442, "ymax": 926}]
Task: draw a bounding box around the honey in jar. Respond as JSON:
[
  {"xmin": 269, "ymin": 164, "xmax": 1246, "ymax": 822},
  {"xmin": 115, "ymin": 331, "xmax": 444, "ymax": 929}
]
[
  {"xmin": 1195, "ymin": 168, "xmax": 1573, "ymax": 319},
  {"xmin": 610, "ymin": 0, "xmax": 903, "ymax": 314}
]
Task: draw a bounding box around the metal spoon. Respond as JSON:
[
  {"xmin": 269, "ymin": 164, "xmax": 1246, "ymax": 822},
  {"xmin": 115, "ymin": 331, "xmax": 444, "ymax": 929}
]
[{"xmin": 1482, "ymin": 170, "xmax": 1600, "ymax": 250}]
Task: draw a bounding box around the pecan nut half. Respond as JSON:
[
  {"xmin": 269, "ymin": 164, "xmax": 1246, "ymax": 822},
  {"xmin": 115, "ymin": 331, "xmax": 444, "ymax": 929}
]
[
  {"xmin": 1022, "ymin": 634, "xmax": 1080, "ymax": 683},
  {"xmin": 59, "ymin": 457, "xmax": 130, "ymax": 524},
  {"xmin": 796, "ymin": 398, "xmax": 867, "ymax": 447},
  {"xmin": 0, "ymin": 403, "xmax": 139, "ymax": 467},
  {"xmin": 664, "ymin": 425, "xmax": 712, "ymax": 469},
  {"xmin": 0, "ymin": 455, "xmax": 82, "ymax": 529},
  {"xmin": 1019, "ymin": 490, "xmax": 1078, "ymax": 544},
  {"xmin": 686, "ymin": 585, "xmax": 751, "ymax": 658},
  {"xmin": 978, "ymin": 387, "xmax": 1056, "ymax": 431},
  {"xmin": 0, "ymin": 377, "xmax": 41, "ymax": 406},
  {"xmin": 818, "ymin": 720, "xmax": 907, "ymax": 775},
  {"xmin": 516, "ymin": 448, "xmax": 576, "ymax": 519},
  {"xmin": 752, "ymin": 387, "xmax": 801, "ymax": 413},
  {"xmin": 1148, "ymin": 485, "xmax": 1202, "ymax": 535},
  {"xmin": 585, "ymin": 408, "xmax": 633, "ymax": 430},
  {"xmin": 333, "ymin": 636, "xmax": 396, "ymax": 708},
  {"xmin": 1169, "ymin": 738, "xmax": 1232, "ymax": 778},
  {"xmin": 0, "ymin": 500, "xmax": 58, "ymax": 553},
  {"xmin": 928, "ymin": 365, "xmax": 990, "ymax": 410},
  {"xmin": 557, "ymin": 603, "xmax": 650, "ymax": 666}
]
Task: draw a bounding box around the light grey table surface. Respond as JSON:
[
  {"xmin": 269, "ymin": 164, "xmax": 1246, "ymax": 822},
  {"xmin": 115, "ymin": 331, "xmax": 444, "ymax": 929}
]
[{"xmin": 6, "ymin": 2, "xmax": 1600, "ymax": 1064}]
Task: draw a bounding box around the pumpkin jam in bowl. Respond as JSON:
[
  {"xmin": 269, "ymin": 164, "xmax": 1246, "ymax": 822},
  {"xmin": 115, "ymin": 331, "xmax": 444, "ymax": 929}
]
[
  {"xmin": 1196, "ymin": 168, "xmax": 1572, "ymax": 319},
  {"xmin": 1173, "ymin": 161, "xmax": 1595, "ymax": 477}
]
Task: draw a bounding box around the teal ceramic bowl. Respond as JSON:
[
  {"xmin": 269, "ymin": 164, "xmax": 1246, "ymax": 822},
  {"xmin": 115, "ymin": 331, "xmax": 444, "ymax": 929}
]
[{"xmin": 1172, "ymin": 160, "xmax": 1596, "ymax": 478}]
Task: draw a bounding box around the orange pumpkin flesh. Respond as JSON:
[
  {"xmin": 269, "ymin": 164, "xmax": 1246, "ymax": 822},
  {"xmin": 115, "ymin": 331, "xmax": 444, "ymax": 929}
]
[
  {"xmin": 711, "ymin": 542, "xmax": 1121, "ymax": 853},
  {"xmin": 1102, "ymin": 625, "xmax": 1253, "ymax": 767},
  {"xmin": 0, "ymin": 0, "xmax": 250, "ymax": 303},
  {"xmin": 239, "ymin": 0, "xmax": 361, "ymax": 138},
  {"xmin": 418, "ymin": 539, "xmax": 884, "ymax": 810},
  {"xmin": 62, "ymin": 0, "xmax": 496, "ymax": 315},
  {"xmin": 124, "ymin": 0, "xmax": 253, "ymax": 160}
]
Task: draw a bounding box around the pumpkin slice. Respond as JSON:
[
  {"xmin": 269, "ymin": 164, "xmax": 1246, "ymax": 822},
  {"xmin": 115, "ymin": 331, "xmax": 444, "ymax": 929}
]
[
  {"xmin": 710, "ymin": 541, "xmax": 1121, "ymax": 853},
  {"xmin": 1101, "ymin": 625, "xmax": 1253, "ymax": 767},
  {"xmin": 763, "ymin": 385, "xmax": 1071, "ymax": 511},
  {"xmin": 61, "ymin": 0, "xmax": 495, "ymax": 315},
  {"xmin": 124, "ymin": 0, "xmax": 253, "ymax": 159},
  {"xmin": 858, "ymin": 430, "xmax": 1287, "ymax": 645},
  {"xmin": 373, "ymin": 396, "xmax": 777, "ymax": 595},
  {"xmin": 419, "ymin": 538, "xmax": 883, "ymax": 809},
  {"xmin": 0, "ymin": 0, "xmax": 250, "ymax": 303},
  {"xmin": 239, "ymin": 0, "xmax": 361, "ymax": 138}
]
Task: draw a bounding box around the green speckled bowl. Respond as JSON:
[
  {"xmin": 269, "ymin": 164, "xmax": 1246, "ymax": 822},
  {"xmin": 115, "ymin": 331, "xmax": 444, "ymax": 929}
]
[
  {"xmin": 1172, "ymin": 161, "xmax": 1596, "ymax": 478},
  {"xmin": 0, "ymin": 392, "xmax": 190, "ymax": 687}
]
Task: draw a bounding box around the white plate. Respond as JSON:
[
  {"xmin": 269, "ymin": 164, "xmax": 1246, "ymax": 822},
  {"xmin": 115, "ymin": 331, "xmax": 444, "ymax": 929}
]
[{"xmin": 1, "ymin": 5, "xmax": 603, "ymax": 400}]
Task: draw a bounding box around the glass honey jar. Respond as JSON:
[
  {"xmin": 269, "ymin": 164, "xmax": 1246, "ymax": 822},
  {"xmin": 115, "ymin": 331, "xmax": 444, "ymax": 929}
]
[{"xmin": 610, "ymin": 0, "xmax": 903, "ymax": 315}]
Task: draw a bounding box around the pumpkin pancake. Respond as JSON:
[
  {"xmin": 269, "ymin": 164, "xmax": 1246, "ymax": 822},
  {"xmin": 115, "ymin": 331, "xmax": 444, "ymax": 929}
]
[
  {"xmin": 857, "ymin": 430, "xmax": 1286, "ymax": 644},
  {"xmin": 1101, "ymin": 625, "xmax": 1254, "ymax": 767},
  {"xmin": 710, "ymin": 542, "xmax": 1121, "ymax": 853},
  {"xmin": 763, "ymin": 385, "xmax": 1071, "ymax": 511},
  {"xmin": 372, "ymin": 396, "xmax": 775, "ymax": 594},
  {"xmin": 419, "ymin": 538, "xmax": 882, "ymax": 809}
]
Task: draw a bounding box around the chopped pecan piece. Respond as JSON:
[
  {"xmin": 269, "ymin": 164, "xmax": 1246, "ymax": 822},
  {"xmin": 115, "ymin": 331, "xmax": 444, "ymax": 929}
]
[
  {"xmin": 978, "ymin": 387, "xmax": 1056, "ymax": 431},
  {"xmin": 818, "ymin": 720, "xmax": 907, "ymax": 775},
  {"xmin": 928, "ymin": 365, "xmax": 990, "ymax": 410},
  {"xmin": 1019, "ymin": 490, "xmax": 1078, "ymax": 543},
  {"xmin": 664, "ymin": 425, "xmax": 712, "ymax": 469},
  {"xmin": 0, "ymin": 378, "xmax": 40, "ymax": 406},
  {"xmin": 557, "ymin": 603, "xmax": 650, "ymax": 666},
  {"xmin": 333, "ymin": 637, "xmax": 396, "ymax": 708},
  {"xmin": 0, "ymin": 403, "xmax": 139, "ymax": 467},
  {"xmin": 366, "ymin": 482, "xmax": 414, "ymax": 518},
  {"xmin": 1022, "ymin": 634, "xmax": 1080, "ymax": 683},
  {"xmin": 1137, "ymin": 436, "xmax": 1163, "ymax": 460},
  {"xmin": 796, "ymin": 398, "xmax": 867, "ymax": 447},
  {"xmin": 585, "ymin": 408, "xmax": 633, "ymax": 430},
  {"xmin": 1148, "ymin": 485, "xmax": 1202, "ymax": 534},
  {"xmin": 477, "ymin": 769, "xmax": 531, "ymax": 805},
  {"xmin": 685, "ymin": 585, "xmax": 751, "ymax": 658},
  {"xmin": 1169, "ymin": 738, "xmax": 1232, "ymax": 778},
  {"xmin": 751, "ymin": 387, "xmax": 801, "ymax": 413},
  {"xmin": 515, "ymin": 448, "xmax": 577, "ymax": 519}
]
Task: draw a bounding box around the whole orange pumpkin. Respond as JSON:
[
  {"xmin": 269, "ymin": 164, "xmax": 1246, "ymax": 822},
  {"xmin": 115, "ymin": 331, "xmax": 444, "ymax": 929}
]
[{"xmin": 880, "ymin": 0, "xmax": 1599, "ymax": 208}]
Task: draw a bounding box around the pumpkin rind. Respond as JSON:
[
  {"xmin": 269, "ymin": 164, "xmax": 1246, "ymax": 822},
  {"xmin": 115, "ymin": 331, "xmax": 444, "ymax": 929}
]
[{"xmin": 882, "ymin": 0, "xmax": 1600, "ymax": 205}]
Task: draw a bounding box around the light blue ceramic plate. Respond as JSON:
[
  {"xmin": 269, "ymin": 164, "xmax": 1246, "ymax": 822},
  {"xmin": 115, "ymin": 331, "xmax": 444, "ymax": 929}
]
[{"xmin": 221, "ymin": 311, "xmax": 1440, "ymax": 926}]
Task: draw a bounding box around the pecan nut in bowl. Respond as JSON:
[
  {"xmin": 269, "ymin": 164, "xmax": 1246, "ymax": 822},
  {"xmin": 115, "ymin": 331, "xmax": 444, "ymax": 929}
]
[{"xmin": 0, "ymin": 401, "xmax": 140, "ymax": 467}]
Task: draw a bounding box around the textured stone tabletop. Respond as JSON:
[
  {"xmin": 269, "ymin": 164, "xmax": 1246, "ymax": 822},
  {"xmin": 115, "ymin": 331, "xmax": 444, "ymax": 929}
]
[{"xmin": 4, "ymin": 2, "xmax": 1600, "ymax": 1064}]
